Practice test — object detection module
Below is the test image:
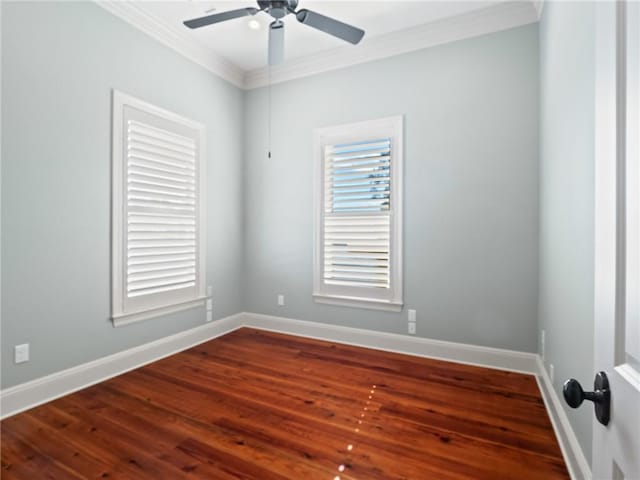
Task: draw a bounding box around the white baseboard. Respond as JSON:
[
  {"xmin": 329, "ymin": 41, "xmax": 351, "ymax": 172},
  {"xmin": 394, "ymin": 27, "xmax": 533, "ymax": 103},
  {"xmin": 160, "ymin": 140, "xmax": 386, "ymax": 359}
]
[
  {"xmin": 535, "ymin": 357, "xmax": 592, "ymax": 480},
  {"xmin": 0, "ymin": 311, "xmax": 538, "ymax": 420},
  {"xmin": 0, "ymin": 310, "xmax": 591, "ymax": 480},
  {"xmin": 243, "ymin": 312, "xmax": 539, "ymax": 374},
  {"xmin": 0, "ymin": 313, "xmax": 244, "ymax": 419}
]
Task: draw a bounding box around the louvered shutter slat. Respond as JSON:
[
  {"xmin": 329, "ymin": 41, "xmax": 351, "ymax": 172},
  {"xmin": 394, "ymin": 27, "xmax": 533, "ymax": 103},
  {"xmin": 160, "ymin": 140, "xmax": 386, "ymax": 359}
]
[
  {"xmin": 128, "ymin": 274, "xmax": 195, "ymax": 291},
  {"xmin": 128, "ymin": 191, "xmax": 195, "ymax": 206},
  {"xmin": 128, "ymin": 253, "xmax": 195, "ymax": 266},
  {"xmin": 129, "ymin": 120, "xmax": 195, "ymax": 148},
  {"xmin": 129, "ymin": 248, "xmax": 196, "ymax": 258},
  {"xmin": 128, "ymin": 166, "xmax": 194, "ymax": 184},
  {"xmin": 127, "ymin": 281, "xmax": 196, "ymax": 298},
  {"xmin": 328, "ymin": 250, "xmax": 389, "ymax": 258},
  {"xmin": 129, "ymin": 133, "xmax": 195, "ymax": 156},
  {"xmin": 128, "ymin": 232, "xmax": 196, "ymax": 240},
  {"xmin": 325, "ymin": 233, "xmax": 389, "ymax": 240},
  {"xmin": 126, "ymin": 118, "xmax": 198, "ymax": 300},
  {"xmin": 128, "ymin": 213, "xmax": 195, "ymax": 224},
  {"xmin": 128, "ymin": 144, "xmax": 195, "ymax": 164},
  {"xmin": 128, "ymin": 152, "xmax": 194, "ymax": 172},
  {"xmin": 330, "ymin": 163, "xmax": 390, "ymax": 174},
  {"xmin": 332, "ymin": 140, "xmax": 390, "ymax": 154},
  {"xmin": 325, "ymin": 259, "xmax": 389, "ymax": 267},
  {"xmin": 325, "ymin": 279, "xmax": 389, "ymax": 287},
  {"xmin": 129, "ymin": 182, "xmax": 195, "ymax": 197},
  {"xmin": 128, "ymin": 158, "xmax": 194, "ymax": 177},
  {"xmin": 129, "ymin": 174, "xmax": 195, "ymax": 191},
  {"xmin": 128, "ymin": 267, "xmax": 196, "ymax": 283},
  {"xmin": 128, "ymin": 260, "xmax": 195, "ymax": 273}
]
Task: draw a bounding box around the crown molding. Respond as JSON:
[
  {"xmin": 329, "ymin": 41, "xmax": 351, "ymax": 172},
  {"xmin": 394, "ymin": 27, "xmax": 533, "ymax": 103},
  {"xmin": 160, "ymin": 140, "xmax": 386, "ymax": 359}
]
[
  {"xmin": 95, "ymin": 1, "xmax": 245, "ymax": 88},
  {"xmin": 244, "ymin": 1, "xmax": 539, "ymax": 89},
  {"xmin": 244, "ymin": 1, "xmax": 538, "ymax": 89},
  {"xmin": 95, "ymin": 1, "xmax": 538, "ymax": 91}
]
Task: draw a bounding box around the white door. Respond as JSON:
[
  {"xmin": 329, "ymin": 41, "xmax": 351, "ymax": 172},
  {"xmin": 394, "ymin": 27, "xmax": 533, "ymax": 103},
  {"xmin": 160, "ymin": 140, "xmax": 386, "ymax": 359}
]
[{"xmin": 593, "ymin": 1, "xmax": 640, "ymax": 478}]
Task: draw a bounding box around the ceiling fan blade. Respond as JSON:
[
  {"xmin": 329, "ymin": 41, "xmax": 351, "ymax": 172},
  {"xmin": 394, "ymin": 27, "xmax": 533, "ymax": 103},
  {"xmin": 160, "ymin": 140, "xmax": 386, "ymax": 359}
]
[
  {"xmin": 296, "ymin": 9, "xmax": 364, "ymax": 45},
  {"xmin": 184, "ymin": 7, "xmax": 258, "ymax": 29},
  {"xmin": 269, "ymin": 21, "xmax": 285, "ymax": 66}
]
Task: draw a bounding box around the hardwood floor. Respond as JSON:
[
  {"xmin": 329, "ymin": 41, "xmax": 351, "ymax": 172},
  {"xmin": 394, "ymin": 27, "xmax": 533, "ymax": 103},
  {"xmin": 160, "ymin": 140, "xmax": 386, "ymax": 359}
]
[{"xmin": 1, "ymin": 328, "xmax": 569, "ymax": 479}]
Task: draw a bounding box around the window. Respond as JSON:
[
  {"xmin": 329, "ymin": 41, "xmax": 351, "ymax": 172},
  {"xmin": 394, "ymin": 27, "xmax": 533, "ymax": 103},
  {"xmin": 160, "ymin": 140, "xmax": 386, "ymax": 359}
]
[
  {"xmin": 111, "ymin": 91, "xmax": 206, "ymax": 326},
  {"xmin": 313, "ymin": 116, "xmax": 403, "ymax": 311}
]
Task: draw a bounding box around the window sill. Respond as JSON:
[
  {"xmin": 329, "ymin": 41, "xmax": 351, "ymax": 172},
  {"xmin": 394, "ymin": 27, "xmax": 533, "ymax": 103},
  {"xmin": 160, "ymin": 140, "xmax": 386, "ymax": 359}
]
[
  {"xmin": 313, "ymin": 294, "xmax": 403, "ymax": 312},
  {"xmin": 112, "ymin": 297, "xmax": 207, "ymax": 327}
]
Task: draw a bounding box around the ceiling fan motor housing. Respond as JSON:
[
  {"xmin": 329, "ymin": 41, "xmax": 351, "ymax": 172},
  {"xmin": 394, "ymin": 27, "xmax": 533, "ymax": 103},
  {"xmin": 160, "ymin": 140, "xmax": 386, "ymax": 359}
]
[
  {"xmin": 184, "ymin": 0, "xmax": 364, "ymax": 66},
  {"xmin": 258, "ymin": 0, "xmax": 298, "ymax": 19}
]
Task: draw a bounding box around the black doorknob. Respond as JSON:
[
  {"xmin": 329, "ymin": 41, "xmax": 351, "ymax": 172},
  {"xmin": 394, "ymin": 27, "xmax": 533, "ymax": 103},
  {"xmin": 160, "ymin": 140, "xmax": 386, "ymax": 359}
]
[{"xmin": 562, "ymin": 371, "xmax": 610, "ymax": 426}]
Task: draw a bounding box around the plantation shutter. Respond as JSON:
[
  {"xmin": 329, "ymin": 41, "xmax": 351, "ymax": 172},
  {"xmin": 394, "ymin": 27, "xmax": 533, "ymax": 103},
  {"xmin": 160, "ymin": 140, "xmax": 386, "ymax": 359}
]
[
  {"xmin": 125, "ymin": 119, "xmax": 198, "ymax": 300},
  {"xmin": 112, "ymin": 91, "xmax": 206, "ymax": 326},
  {"xmin": 323, "ymin": 139, "xmax": 391, "ymax": 290}
]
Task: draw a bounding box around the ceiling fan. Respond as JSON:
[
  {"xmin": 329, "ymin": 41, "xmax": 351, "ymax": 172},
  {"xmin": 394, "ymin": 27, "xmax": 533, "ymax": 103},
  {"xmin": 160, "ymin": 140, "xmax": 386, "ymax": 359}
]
[{"xmin": 184, "ymin": 0, "xmax": 365, "ymax": 66}]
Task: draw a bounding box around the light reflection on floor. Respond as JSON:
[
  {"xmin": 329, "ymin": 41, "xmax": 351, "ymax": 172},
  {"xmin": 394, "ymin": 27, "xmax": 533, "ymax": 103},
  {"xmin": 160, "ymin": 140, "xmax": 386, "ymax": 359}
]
[{"xmin": 333, "ymin": 384, "xmax": 377, "ymax": 480}]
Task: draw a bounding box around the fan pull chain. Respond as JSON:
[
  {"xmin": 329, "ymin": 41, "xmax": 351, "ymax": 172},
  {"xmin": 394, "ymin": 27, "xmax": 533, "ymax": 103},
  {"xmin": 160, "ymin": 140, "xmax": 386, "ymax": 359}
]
[{"xmin": 268, "ymin": 65, "xmax": 272, "ymax": 159}]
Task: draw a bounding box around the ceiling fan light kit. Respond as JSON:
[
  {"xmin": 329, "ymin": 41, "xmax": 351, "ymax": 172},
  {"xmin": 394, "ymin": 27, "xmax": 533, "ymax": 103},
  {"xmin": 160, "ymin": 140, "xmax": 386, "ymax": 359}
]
[{"xmin": 184, "ymin": 0, "xmax": 365, "ymax": 66}]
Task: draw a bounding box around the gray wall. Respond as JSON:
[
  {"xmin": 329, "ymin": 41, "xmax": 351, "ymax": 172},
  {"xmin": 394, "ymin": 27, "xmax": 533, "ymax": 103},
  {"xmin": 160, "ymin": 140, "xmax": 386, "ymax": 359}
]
[
  {"xmin": 243, "ymin": 24, "xmax": 540, "ymax": 352},
  {"xmin": 1, "ymin": 1, "xmax": 244, "ymax": 388},
  {"xmin": 2, "ymin": 3, "xmax": 542, "ymax": 393},
  {"xmin": 538, "ymin": 1, "xmax": 596, "ymax": 463}
]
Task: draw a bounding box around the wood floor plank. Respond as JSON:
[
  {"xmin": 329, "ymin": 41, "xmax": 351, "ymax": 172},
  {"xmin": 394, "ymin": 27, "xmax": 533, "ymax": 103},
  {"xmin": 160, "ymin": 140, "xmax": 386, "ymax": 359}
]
[
  {"xmin": 3, "ymin": 410, "xmax": 120, "ymax": 479},
  {"xmin": 0, "ymin": 427, "xmax": 86, "ymax": 480},
  {"xmin": 1, "ymin": 327, "xmax": 569, "ymax": 479}
]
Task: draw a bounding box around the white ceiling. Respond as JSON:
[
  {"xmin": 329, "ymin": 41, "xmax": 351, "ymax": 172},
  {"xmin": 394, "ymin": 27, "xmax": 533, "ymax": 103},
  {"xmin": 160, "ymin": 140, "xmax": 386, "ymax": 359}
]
[{"xmin": 133, "ymin": 1, "xmax": 520, "ymax": 71}]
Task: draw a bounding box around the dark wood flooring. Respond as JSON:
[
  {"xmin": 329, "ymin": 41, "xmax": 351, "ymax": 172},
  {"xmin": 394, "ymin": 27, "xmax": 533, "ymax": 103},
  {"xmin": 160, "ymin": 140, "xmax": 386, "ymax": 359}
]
[{"xmin": 1, "ymin": 328, "xmax": 569, "ymax": 479}]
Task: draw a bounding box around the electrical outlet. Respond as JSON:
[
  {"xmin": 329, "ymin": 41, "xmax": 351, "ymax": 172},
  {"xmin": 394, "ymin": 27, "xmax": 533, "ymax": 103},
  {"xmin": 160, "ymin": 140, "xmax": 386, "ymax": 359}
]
[
  {"xmin": 408, "ymin": 309, "xmax": 416, "ymax": 322},
  {"xmin": 408, "ymin": 323, "xmax": 416, "ymax": 335},
  {"xmin": 14, "ymin": 344, "xmax": 29, "ymax": 364},
  {"xmin": 206, "ymin": 299, "xmax": 213, "ymax": 311},
  {"xmin": 277, "ymin": 294, "xmax": 285, "ymax": 306},
  {"xmin": 540, "ymin": 329, "xmax": 546, "ymax": 361},
  {"xmin": 549, "ymin": 364, "xmax": 555, "ymax": 383},
  {"xmin": 206, "ymin": 311, "xmax": 213, "ymax": 322},
  {"xmin": 207, "ymin": 285, "xmax": 213, "ymax": 297}
]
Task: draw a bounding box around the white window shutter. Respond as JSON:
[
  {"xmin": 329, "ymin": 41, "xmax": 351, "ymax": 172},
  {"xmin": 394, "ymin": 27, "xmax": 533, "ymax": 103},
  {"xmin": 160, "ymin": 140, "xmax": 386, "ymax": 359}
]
[
  {"xmin": 323, "ymin": 139, "xmax": 391, "ymax": 289},
  {"xmin": 112, "ymin": 91, "xmax": 206, "ymax": 326},
  {"xmin": 126, "ymin": 120, "xmax": 198, "ymax": 298}
]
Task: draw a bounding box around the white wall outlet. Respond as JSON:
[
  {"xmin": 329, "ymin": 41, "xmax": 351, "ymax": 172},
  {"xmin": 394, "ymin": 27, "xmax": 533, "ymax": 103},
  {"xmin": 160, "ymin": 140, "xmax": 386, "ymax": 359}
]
[
  {"xmin": 408, "ymin": 309, "xmax": 416, "ymax": 322},
  {"xmin": 549, "ymin": 364, "xmax": 555, "ymax": 383},
  {"xmin": 14, "ymin": 344, "xmax": 29, "ymax": 364},
  {"xmin": 277, "ymin": 294, "xmax": 285, "ymax": 306},
  {"xmin": 206, "ymin": 311, "xmax": 213, "ymax": 322},
  {"xmin": 408, "ymin": 323, "xmax": 416, "ymax": 335},
  {"xmin": 206, "ymin": 299, "xmax": 213, "ymax": 311},
  {"xmin": 206, "ymin": 285, "xmax": 213, "ymax": 297},
  {"xmin": 540, "ymin": 329, "xmax": 546, "ymax": 361}
]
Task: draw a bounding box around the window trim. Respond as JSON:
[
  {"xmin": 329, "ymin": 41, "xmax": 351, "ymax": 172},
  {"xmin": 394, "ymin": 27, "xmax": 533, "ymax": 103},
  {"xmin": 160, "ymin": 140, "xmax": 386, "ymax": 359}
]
[
  {"xmin": 111, "ymin": 90, "xmax": 207, "ymax": 327},
  {"xmin": 313, "ymin": 115, "xmax": 404, "ymax": 312}
]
